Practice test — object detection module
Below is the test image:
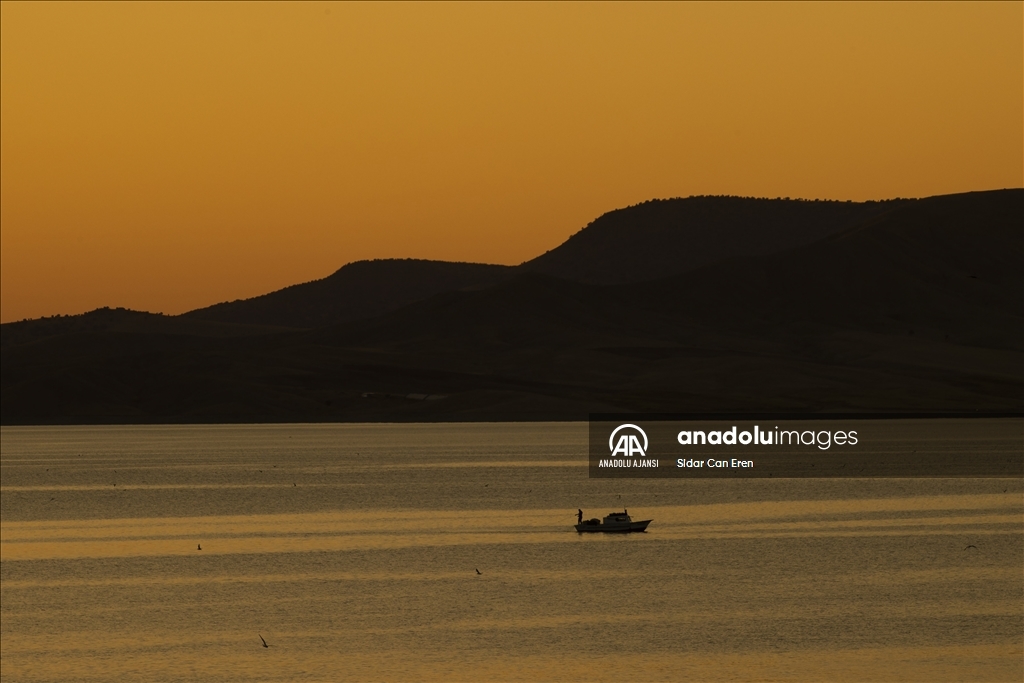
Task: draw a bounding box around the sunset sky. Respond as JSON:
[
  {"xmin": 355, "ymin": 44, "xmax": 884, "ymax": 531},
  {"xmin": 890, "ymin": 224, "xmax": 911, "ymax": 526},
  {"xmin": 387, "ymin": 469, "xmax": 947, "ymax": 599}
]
[{"xmin": 2, "ymin": 2, "xmax": 1021, "ymax": 323}]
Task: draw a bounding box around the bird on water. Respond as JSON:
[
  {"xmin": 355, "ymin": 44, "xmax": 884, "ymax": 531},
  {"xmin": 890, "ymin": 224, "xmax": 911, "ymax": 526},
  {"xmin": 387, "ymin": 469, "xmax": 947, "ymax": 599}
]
[
  {"xmin": 259, "ymin": 634, "xmax": 269, "ymax": 648},
  {"xmin": 197, "ymin": 544, "xmax": 202, "ymax": 550}
]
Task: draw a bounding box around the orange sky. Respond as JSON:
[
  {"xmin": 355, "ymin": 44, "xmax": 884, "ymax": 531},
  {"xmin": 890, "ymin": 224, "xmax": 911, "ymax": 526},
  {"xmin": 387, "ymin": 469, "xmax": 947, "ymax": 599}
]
[{"xmin": 2, "ymin": 2, "xmax": 1021, "ymax": 322}]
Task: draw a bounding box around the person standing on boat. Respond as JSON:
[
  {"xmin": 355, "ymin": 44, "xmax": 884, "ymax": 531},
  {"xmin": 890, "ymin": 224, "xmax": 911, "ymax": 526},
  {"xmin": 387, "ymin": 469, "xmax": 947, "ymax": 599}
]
[{"xmin": 577, "ymin": 509, "xmax": 583, "ymax": 524}]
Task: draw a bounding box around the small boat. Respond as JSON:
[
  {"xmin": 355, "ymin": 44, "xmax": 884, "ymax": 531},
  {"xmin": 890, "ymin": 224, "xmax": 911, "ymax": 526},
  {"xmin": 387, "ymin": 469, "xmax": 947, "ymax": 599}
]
[{"xmin": 575, "ymin": 510, "xmax": 651, "ymax": 533}]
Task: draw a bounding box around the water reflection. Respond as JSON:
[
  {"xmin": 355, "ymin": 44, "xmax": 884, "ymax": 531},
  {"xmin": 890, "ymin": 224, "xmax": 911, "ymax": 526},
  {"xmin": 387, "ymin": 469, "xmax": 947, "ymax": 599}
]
[{"xmin": 1, "ymin": 424, "xmax": 1021, "ymax": 682}]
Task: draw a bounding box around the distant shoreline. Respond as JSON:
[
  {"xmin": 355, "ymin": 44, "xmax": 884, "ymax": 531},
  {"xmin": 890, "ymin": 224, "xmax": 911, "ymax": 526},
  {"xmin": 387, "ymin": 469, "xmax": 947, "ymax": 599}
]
[{"xmin": 3, "ymin": 412, "xmax": 1023, "ymax": 428}]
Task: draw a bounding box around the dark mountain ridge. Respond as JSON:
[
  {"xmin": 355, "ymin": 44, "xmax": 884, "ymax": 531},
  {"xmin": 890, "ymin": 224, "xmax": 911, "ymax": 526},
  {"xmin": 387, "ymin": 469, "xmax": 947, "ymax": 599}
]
[
  {"xmin": 0, "ymin": 307, "xmax": 291, "ymax": 348},
  {"xmin": 284, "ymin": 190, "xmax": 1020, "ymax": 416},
  {"xmin": 520, "ymin": 195, "xmax": 905, "ymax": 284},
  {"xmin": 184, "ymin": 258, "xmax": 514, "ymax": 329},
  {"xmin": 2, "ymin": 189, "xmax": 1020, "ymax": 423},
  {"xmin": 180, "ymin": 195, "xmax": 908, "ymax": 330},
  {"xmin": 3, "ymin": 195, "xmax": 908, "ymax": 338}
]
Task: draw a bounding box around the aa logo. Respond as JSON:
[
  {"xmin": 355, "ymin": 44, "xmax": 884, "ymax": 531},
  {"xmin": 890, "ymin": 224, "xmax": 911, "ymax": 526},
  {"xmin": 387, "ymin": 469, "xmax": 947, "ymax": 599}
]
[{"xmin": 609, "ymin": 424, "xmax": 648, "ymax": 457}]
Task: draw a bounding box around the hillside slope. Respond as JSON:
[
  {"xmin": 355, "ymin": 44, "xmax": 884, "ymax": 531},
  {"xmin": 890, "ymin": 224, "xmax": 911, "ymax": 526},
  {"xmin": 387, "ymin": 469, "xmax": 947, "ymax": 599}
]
[
  {"xmin": 183, "ymin": 197, "xmax": 903, "ymax": 328},
  {"xmin": 2, "ymin": 190, "xmax": 1020, "ymax": 423},
  {"xmin": 521, "ymin": 196, "xmax": 901, "ymax": 284},
  {"xmin": 184, "ymin": 259, "xmax": 514, "ymax": 329}
]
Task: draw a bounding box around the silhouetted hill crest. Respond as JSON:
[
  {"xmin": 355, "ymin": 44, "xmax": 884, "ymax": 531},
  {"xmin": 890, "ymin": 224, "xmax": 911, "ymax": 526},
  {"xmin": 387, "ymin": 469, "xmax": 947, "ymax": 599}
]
[
  {"xmin": 2, "ymin": 189, "xmax": 1020, "ymax": 422},
  {"xmin": 0, "ymin": 306, "xmax": 289, "ymax": 347},
  {"xmin": 180, "ymin": 196, "xmax": 911, "ymax": 329},
  {"xmin": 184, "ymin": 258, "xmax": 514, "ymax": 329},
  {"xmin": 521, "ymin": 195, "xmax": 908, "ymax": 284}
]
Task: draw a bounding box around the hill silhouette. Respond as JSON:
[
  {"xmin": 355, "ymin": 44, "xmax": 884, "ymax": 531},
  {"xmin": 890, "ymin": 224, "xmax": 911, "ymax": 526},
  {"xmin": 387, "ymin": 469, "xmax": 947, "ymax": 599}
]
[
  {"xmin": 183, "ymin": 197, "xmax": 903, "ymax": 328},
  {"xmin": 0, "ymin": 306, "xmax": 289, "ymax": 347},
  {"xmin": 2, "ymin": 189, "xmax": 1020, "ymax": 423},
  {"xmin": 292, "ymin": 191, "xmax": 1020, "ymax": 417},
  {"xmin": 521, "ymin": 196, "xmax": 902, "ymax": 284},
  {"xmin": 185, "ymin": 258, "xmax": 513, "ymax": 329}
]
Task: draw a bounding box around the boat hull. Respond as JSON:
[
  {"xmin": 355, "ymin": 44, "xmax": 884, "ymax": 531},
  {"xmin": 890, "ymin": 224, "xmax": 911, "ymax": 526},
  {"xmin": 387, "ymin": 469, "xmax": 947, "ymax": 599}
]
[{"xmin": 574, "ymin": 520, "xmax": 651, "ymax": 533}]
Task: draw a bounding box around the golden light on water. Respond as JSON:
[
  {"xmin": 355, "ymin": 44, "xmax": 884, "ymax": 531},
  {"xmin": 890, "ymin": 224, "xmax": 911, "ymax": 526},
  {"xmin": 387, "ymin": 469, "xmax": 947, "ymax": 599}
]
[
  {"xmin": 3, "ymin": 494, "xmax": 1017, "ymax": 561},
  {"xmin": 2, "ymin": 421, "xmax": 1022, "ymax": 682}
]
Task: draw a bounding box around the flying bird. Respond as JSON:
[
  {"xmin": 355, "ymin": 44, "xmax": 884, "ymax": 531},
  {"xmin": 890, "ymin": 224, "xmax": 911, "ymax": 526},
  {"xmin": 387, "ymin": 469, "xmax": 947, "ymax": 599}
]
[
  {"xmin": 475, "ymin": 568, "xmax": 482, "ymax": 575},
  {"xmin": 197, "ymin": 544, "xmax": 202, "ymax": 550},
  {"xmin": 963, "ymin": 545, "xmax": 977, "ymax": 551},
  {"xmin": 259, "ymin": 634, "xmax": 269, "ymax": 648}
]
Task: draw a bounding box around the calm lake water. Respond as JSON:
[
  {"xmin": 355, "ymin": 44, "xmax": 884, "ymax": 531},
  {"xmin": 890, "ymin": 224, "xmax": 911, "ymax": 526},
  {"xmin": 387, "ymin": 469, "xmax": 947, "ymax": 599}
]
[{"xmin": 1, "ymin": 423, "xmax": 1021, "ymax": 682}]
